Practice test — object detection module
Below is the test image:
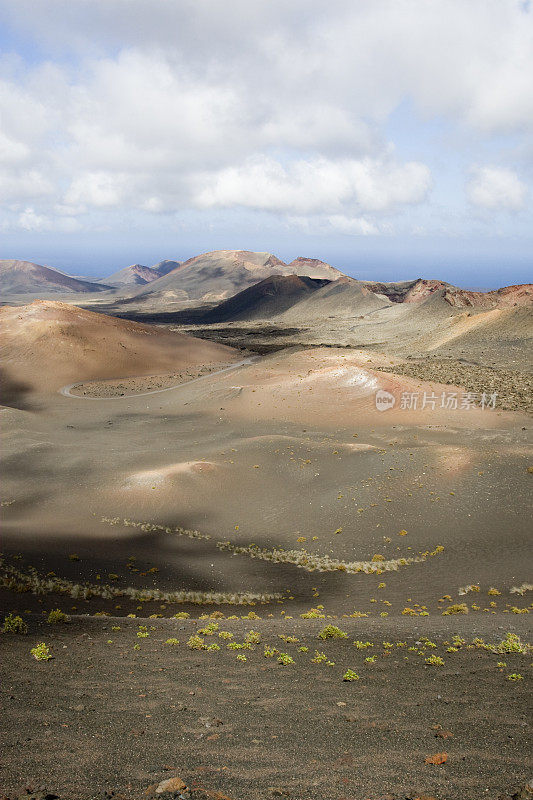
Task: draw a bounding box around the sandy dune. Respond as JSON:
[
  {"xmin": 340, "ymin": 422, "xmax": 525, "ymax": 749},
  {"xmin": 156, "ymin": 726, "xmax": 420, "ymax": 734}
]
[{"xmin": 0, "ymin": 300, "xmax": 239, "ymax": 394}]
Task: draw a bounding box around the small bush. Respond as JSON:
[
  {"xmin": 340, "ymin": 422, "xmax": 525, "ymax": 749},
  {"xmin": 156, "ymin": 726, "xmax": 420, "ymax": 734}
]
[
  {"xmin": 311, "ymin": 650, "xmax": 328, "ymax": 664},
  {"xmin": 425, "ymin": 655, "xmax": 445, "ymax": 666},
  {"xmin": 187, "ymin": 634, "xmax": 206, "ymax": 650},
  {"xmin": 172, "ymin": 612, "xmax": 190, "ymax": 619},
  {"xmin": 342, "ymin": 669, "xmax": 359, "ymax": 681},
  {"xmin": 2, "ymin": 613, "xmax": 28, "ymax": 634},
  {"xmin": 300, "ymin": 607, "xmax": 326, "ymax": 619},
  {"xmin": 492, "ymin": 632, "xmax": 530, "ymax": 654},
  {"xmin": 47, "ymin": 609, "xmax": 69, "ymax": 624},
  {"xmin": 165, "ymin": 638, "xmax": 180, "ymax": 645},
  {"xmin": 31, "ymin": 642, "xmax": 52, "ymax": 661},
  {"xmin": 318, "ymin": 625, "xmax": 347, "ymax": 640},
  {"xmin": 198, "ymin": 622, "xmax": 219, "ymax": 636},
  {"xmin": 277, "ymin": 653, "xmax": 294, "ymax": 665},
  {"xmin": 507, "ymin": 673, "xmax": 523, "ymax": 681},
  {"xmin": 244, "ymin": 629, "xmax": 261, "ymax": 645},
  {"xmin": 442, "ymin": 603, "xmax": 468, "ymax": 615}
]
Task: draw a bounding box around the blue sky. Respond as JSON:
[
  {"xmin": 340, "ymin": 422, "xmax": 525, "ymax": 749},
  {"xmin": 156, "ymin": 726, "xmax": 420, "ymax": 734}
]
[{"xmin": 0, "ymin": 0, "xmax": 532, "ymax": 287}]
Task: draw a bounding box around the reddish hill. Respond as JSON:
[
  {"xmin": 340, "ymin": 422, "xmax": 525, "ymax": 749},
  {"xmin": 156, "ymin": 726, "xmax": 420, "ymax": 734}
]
[
  {"xmin": 0, "ymin": 300, "xmax": 239, "ymax": 393},
  {"xmin": 443, "ymin": 283, "xmax": 533, "ymax": 308}
]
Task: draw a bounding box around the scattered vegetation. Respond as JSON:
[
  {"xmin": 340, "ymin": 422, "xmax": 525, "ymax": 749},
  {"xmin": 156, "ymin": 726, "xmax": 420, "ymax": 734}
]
[{"xmin": 0, "ymin": 554, "xmax": 279, "ymax": 606}]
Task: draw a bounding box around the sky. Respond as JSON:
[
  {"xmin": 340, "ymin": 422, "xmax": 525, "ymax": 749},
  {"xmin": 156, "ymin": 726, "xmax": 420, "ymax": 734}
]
[{"xmin": 0, "ymin": 0, "xmax": 532, "ymax": 287}]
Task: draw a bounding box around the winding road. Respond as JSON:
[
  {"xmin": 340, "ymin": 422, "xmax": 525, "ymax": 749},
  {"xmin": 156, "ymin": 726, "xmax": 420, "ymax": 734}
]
[{"xmin": 59, "ymin": 356, "xmax": 258, "ymax": 400}]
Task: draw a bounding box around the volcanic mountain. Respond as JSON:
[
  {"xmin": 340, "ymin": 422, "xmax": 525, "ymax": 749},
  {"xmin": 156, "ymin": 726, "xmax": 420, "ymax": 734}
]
[
  {"xmin": 99, "ymin": 260, "xmax": 182, "ymax": 287},
  {"xmin": 179, "ymin": 275, "xmax": 331, "ymax": 323},
  {"xmin": 0, "ymin": 260, "xmax": 111, "ymax": 295},
  {"xmin": 0, "ymin": 300, "xmax": 238, "ymax": 394},
  {"xmin": 278, "ymin": 276, "xmax": 391, "ymax": 323},
  {"xmin": 129, "ymin": 250, "xmax": 346, "ymax": 305},
  {"xmin": 98, "ymin": 264, "xmax": 161, "ymax": 287}
]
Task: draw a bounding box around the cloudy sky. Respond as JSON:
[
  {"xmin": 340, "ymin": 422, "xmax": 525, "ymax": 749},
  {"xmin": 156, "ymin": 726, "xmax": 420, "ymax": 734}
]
[{"xmin": 0, "ymin": 0, "xmax": 532, "ymax": 285}]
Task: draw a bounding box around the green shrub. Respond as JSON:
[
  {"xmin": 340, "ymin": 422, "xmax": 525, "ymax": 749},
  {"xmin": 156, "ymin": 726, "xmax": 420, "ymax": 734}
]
[
  {"xmin": 442, "ymin": 603, "xmax": 468, "ymax": 615},
  {"xmin": 198, "ymin": 622, "xmax": 219, "ymax": 636},
  {"xmin": 277, "ymin": 653, "xmax": 294, "ymax": 665},
  {"xmin": 31, "ymin": 642, "xmax": 52, "ymax": 661},
  {"xmin": 47, "ymin": 609, "xmax": 69, "ymax": 624},
  {"xmin": 187, "ymin": 634, "xmax": 206, "ymax": 650},
  {"xmin": 2, "ymin": 613, "xmax": 28, "ymax": 634},
  {"xmin": 342, "ymin": 669, "xmax": 359, "ymax": 681},
  {"xmin": 318, "ymin": 625, "xmax": 347, "ymax": 640},
  {"xmin": 300, "ymin": 607, "xmax": 326, "ymax": 619},
  {"xmin": 425, "ymin": 655, "xmax": 444, "ymax": 666},
  {"xmin": 492, "ymin": 632, "xmax": 530, "ymax": 654}
]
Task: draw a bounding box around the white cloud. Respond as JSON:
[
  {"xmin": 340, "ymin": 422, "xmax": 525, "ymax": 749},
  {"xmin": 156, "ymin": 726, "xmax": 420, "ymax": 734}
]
[
  {"xmin": 467, "ymin": 166, "xmax": 528, "ymax": 210},
  {"xmin": 17, "ymin": 206, "xmax": 82, "ymax": 232},
  {"xmin": 327, "ymin": 215, "xmax": 380, "ymax": 236},
  {"xmin": 64, "ymin": 172, "xmax": 127, "ymax": 208},
  {"xmin": 0, "ymin": 0, "xmax": 531, "ymax": 234},
  {"xmin": 196, "ymin": 156, "xmax": 430, "ymax": 215}
]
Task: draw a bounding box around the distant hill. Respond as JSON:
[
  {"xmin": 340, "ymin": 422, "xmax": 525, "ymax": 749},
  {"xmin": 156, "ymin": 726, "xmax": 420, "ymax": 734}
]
[
  {"xmin": 99, "ymin": 260, "xmax": 182, "ymax": 287},
  {"xmin": 129, "ymin": 250, "xmax": 346, "ymax": 305},
  {"xmin": 0, "ymin": 260, "xmax": 112, "ymax": 294},
  {"xmin": 98, "ymin": 264, "xmax": 160, "ymax": 287},
  {"xmin": 151, "ymin": 260, "xmax": 182, "ymax": 276}
]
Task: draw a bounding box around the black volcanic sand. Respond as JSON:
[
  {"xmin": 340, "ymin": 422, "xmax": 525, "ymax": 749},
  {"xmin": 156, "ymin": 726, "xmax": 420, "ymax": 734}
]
[{"xmin": 0, "ymin": 614, "xmax": 532, "ymax": 800}]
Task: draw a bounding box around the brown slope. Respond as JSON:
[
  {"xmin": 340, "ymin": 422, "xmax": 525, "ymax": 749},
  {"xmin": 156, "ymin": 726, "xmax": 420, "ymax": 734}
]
[
  {"xmin": 0, "ymin": 300, "xmax": 239, "ymax": 393},
  {"xmin": 0, "ymin": 260, "xmax": 111, "ymax": 294}
]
